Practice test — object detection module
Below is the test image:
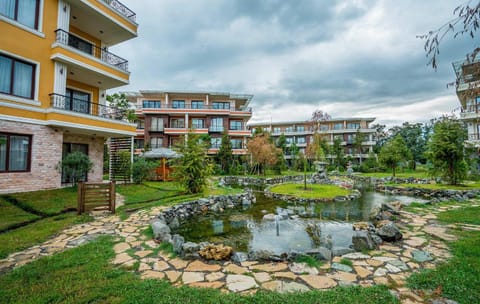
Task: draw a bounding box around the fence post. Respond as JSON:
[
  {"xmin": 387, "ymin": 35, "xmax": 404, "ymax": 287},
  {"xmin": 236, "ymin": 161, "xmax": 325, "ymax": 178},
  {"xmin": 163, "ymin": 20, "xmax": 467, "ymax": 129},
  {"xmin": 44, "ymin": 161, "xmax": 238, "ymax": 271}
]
[
  {"xmin": 109, "ymin": 181, "xmax": 116, "ymax": 213},
  {"xmin": 77, "ymin": 182, "xmax": 85, "ymax": 214}
]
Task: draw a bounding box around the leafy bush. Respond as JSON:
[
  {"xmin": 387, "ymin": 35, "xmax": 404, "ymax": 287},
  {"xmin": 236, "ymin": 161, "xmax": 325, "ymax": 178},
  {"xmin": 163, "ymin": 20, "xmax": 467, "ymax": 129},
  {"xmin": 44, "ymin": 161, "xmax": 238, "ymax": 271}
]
[
  {"xmin": 132, "ymin": 157, "xmax": 158, "ymax": 184},
  {"xmin": 57, "ymin": 151, "xmax": 93, "ymax": 185}
]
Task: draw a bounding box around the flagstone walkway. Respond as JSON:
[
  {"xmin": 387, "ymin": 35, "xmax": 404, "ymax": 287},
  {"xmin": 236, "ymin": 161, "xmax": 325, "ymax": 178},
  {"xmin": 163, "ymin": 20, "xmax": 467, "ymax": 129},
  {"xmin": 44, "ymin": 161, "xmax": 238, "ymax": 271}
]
[{"xmin": 0, "ymin": 200, "xmax": 476, "ymax": 304}]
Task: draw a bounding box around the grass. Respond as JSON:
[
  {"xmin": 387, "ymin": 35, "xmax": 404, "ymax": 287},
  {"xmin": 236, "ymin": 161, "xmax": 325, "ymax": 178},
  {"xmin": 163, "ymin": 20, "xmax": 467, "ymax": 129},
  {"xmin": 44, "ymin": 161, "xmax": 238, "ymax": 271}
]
[
  {"xmin": 407, "ymin": 205, "xmax": 480, "ymax": 303},
  {"xmin": 295, "ymin": 255, "xmax": 323, "ymax": 268},
  {"xmin": 269, "ymin": 183, "xmax": 351, "ymax": 199},
  {"xmin": 0, "ymin": 197, "xmax": 40, "ymax": 231},
  {"xmin": 7, "ymin": 187, "xmax": 78, "ymax": 215},
  {"xmin": 393, "ymin": 182, "xmax": 480, "ymax": 191},
  {"xmin": 0, "ymin": 236, "xmax": 398, "ymax": 304},
  {"xmin": 116, "ymin": 181, "xmax": 184, "ymax": 204},
  {"xmin": 340, "ymin": 258, "xmax": 353, "ymax": 267},
  {"xmin": 358, "ymin": 170, "xmax": 431, "ymax": 179},
  {"xmin": 0, "ymin": 213, "xmax": 92, "ymax": 259}
]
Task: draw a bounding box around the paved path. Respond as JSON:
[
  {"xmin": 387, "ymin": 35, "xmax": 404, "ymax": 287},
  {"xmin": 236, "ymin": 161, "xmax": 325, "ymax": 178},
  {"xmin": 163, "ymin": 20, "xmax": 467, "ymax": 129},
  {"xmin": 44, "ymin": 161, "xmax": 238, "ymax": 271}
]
[{"xmin": 0, "ymin": 199, "xmax": 476, "ymax": 304}]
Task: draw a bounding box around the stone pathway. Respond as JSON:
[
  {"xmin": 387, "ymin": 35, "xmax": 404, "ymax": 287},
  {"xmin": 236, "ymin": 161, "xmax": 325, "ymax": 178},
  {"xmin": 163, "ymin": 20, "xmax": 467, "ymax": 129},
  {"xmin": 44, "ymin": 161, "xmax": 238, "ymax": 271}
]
[{"xmin": 0, "ymin": 200, "xmax": 475, "ymax": 304}]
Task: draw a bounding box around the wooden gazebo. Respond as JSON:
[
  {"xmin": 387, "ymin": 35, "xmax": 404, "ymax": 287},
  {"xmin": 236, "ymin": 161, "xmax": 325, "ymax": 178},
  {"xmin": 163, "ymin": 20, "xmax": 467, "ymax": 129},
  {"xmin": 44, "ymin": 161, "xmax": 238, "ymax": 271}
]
[{"xmin": 142, "ymin": 148, "xmax": 180, "ymax": 181}]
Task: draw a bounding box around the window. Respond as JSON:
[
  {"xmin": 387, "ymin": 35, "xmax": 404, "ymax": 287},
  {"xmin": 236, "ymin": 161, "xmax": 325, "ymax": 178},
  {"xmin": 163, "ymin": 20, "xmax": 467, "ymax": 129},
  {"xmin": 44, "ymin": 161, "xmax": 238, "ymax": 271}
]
[
  {"xmin": 273, "ymin": 127, "xmax": 281, "ymax": 133},
  {"xmin": 346, "ymin": 134, "xmax": 355, "ymax": 144},
  {"xmin": 296, "ymin": 136, "xmax": 306, "ymax": 144},
  {"xmin": 134, "ymin": 139, "xmax": 144, "ymax": 149},
  {"xmin": 142, "ymin": 100, "xmax": 161, "ymax": 108},
  {"xmin": 191, "ymin": 118, "xmax": 204, "ymax": 129},
  {"xmin": 136, "ymin": 119, "xmax": 145, "ymax": 129},
  {"xmin": 319, "ymin": 124, "xmax": 329, "ymax": 131},
  {"xmin": 150, "ymin": 137, "xmax": 163, "ymax": 149},
  {"xmin": 210, "ymin": 137, "xmax": 221, "ymax": 149},
  {"xmin": 210, "ymin": 117, "xmax": 223, "ymax": 132},
  {"xmin": 212, "ymin": 102, "xmax": 230, "ymax": 110},
  {"xmin": 65, "ymin": 88, "xmax": 90, "ymax": 114},
  {"xmin": 286, "ymin": 137, "xmax": 294, "ymax": 144},
  {"xmin": 0, "ymin": 54, "xmax": 35, "ymax": 99},
  {"xmin": 191, "ymin": 100, "xmax": 204, "ymax": 109},
  {"xmin": 285, "ymin": 126, "xmax": 293, "ymax": 132},
  {"xmin": 151, "ymin": 117, "xmax": 164, "ymax": 131},
  {"xmin": 62, "ymin": 143, "xmax": 88, "ymax": 182},
  {"xmin": 230, "ymin": 120, "xmax": 242, "ymax": 130},
  {"xmin": 347, "ymin": 123, "xmax": 360, "ymax": 129},
  {"xmin": 0, "ymin": 0, "xmax": 39, "ymax": 29},
  {"xmin": 172, "ymin": 100, "xmax": 185, "ymax": 109},
  {"xmin": 231, "ymin": 139, "xmax": 243, "ymax": 149},
  {"xmin": 0, "ymin": 133, "xmax": 31, "ymax": 172},
  {"xmin": 334, "ymin": 123, "xmax": 344, "ymax": 130},
  {"xmin": 296, "ymin": 126, "xmax": 305, "ymax": 132},
  {"xmin": 170, "ymin": 118, "xmax": 185, "ymax": 128}
]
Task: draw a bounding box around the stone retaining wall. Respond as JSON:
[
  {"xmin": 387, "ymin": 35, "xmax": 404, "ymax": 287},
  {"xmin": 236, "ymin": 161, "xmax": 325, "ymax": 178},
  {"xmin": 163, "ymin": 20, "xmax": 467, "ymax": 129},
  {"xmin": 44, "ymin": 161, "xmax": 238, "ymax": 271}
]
[
  {"xmin": 376, "ymin": 184, "xmax": 480, "ymax": 202},
  {"xmin": 220, "ymin": 175, "xmax": 313, "ymax": 187},
  {"xmin": 264, "ymin": 187, "xmax": 361, "ymax": 203}
]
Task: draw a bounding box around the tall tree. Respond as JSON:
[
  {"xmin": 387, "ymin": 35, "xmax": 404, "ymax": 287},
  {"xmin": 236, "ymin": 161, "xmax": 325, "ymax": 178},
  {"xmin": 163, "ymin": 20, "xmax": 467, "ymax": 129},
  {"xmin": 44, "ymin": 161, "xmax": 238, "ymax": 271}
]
[
  {"xmin": 247, "ymin": 133, "xmax": 280, "ymax": 175},
  {"xmin": 371, "ymin": 123, "xmax": 388, "ymax": 153},
  {"xmin": 106, "ymin": 93, "xmax": 136, "ymax": 122},
  {"xmin": 353, "ymin": 130, "xmax": 366, "ymax": 164},
  {"xmin": 289, "ymin": 142, "xmax": 299, "ymax": 170},
  {"xmin": 390, "ymin": 122, "xmax": 428, "ymax": 169},
  {"xmin": 378, "ymin": 135, "xmax": 411, "ymax": 177},
  {"xmin": 217, "ymin": 132, "xmax": 233, "ymax": 174},
  {"xmin": 426, "ymin": 117, "xmax": 468, "ymax": 185},
  {"xmin": 171, "ymin": 133, "xmax": 213, "ymax": 193},
  {"xmin": 306, "ymin": 133, "xmax": 326, "ymax": 161},
  {"xmin": 310, "ymin": 110, "xmax": 332, "ymax": 131},
  {"xmin": 332, "ymin": 137, "xmax": 345, "ymax": 170}
]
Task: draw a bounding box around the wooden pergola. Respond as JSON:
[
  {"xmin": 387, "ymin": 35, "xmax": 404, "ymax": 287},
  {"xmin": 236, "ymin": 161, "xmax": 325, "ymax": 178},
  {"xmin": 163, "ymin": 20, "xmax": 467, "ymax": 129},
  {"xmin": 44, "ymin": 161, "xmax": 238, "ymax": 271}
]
[{"xmin": 142, "ymin": 148, "xmax": 180, "ymax": 181}]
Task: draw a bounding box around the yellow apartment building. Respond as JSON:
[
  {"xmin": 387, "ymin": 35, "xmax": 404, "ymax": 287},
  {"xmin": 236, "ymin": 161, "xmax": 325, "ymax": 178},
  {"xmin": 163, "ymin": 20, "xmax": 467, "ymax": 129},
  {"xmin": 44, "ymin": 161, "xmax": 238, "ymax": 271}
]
[
  {"xmin": 125, "ymin": 91, "xmax": 253, "ymax": 155},
  {"xmin": 0, "ymin": 0, "xmax": 138, "ymax": 193}
]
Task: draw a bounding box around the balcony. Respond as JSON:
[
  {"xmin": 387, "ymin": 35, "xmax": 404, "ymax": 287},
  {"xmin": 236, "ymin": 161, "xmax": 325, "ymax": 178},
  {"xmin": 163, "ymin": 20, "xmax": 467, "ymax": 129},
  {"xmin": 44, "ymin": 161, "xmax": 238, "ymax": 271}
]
[
  {"xmin": 209, "ymin": 126, "xmax": 224, "ymax": 133},
  {"xmin": 100, "ymin": 0, "xmax": 137, "ymax": 23},
  {"xmin": 137, "ymin": 103, "xmax": 252, "ymax": 113},
  {"xmin": 55, "ymin": 29, "xmax": 129, "ymax": 72},
  {"xmin": 49, "ymin": 93, "xmax": 126, "ymax": 121}
]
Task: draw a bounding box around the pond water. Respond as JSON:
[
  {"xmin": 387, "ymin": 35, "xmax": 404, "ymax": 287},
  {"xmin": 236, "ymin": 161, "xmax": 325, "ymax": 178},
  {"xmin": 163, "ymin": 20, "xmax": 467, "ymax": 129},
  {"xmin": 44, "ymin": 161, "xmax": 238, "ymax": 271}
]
[{"xmin": 174, "ymin": 191, "xmax": 426, "ymax": 255}]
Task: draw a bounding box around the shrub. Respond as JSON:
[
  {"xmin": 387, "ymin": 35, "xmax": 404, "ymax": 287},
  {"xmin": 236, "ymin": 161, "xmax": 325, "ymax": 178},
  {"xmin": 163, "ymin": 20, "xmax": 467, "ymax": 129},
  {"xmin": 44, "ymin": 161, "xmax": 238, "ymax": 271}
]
[
  {"xmin": 132, "ymin": 157, "xmax": 158, "ymax": 184},
  {"xmin": 57, "ymin": 151, "xmax": 93, "ymax": 186}
]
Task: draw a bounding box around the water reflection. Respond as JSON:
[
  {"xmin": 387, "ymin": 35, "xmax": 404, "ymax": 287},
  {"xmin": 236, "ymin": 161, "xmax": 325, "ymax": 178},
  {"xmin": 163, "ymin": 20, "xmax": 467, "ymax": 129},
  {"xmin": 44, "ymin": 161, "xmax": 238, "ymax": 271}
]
[{"xmin": 174, "ymin": 191, "xmax": 425, "ymax": 254}]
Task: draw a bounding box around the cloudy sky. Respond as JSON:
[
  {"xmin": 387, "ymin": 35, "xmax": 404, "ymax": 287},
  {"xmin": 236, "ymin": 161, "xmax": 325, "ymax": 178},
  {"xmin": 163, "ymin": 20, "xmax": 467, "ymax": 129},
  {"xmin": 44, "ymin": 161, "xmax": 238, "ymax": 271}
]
[{"xmin": 112, "ymin": 0, "xmax": 476, "ymax": 127}]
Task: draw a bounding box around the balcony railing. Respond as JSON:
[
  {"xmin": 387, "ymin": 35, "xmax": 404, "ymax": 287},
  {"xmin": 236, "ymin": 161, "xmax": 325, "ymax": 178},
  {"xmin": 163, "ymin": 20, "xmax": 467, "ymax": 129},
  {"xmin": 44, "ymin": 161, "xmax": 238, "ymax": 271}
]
[
  {"xmin": 100, "ymin": 0, "xmax": 136, "ymax": 23},
  {"xmin": 55, "ymin": 29, "xmax": 129, "ymax": 72},
  {"xmin": 50, "ymin": 93, "xmax": 126, "ymax": 121},
  {"xmin": 209, "ymin": 126, "xmax": 224, "ymax": 132},
  {"xmin": 468, "ymin": 133, "xmax": 480, "ymax": 141},
  {"xmin": 138, "ymin": 103, "xmax": 252, "ymax": 113}
]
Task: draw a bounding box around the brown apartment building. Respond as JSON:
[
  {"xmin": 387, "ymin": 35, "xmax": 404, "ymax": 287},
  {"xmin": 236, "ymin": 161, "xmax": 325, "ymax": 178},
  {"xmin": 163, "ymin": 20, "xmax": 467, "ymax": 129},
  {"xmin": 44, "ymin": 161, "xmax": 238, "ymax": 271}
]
[
  {"xmin": 125, "ymin": 91, "xmax": 253, "ymax": 154},
  {"xmin": 249, "ymin": 117, "xmax": 376, "ymax": 163}
]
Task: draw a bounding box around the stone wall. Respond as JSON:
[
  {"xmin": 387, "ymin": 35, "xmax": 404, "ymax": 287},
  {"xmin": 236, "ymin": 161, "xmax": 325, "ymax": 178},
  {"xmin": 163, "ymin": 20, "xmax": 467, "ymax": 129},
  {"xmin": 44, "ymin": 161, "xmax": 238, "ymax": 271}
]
[
  {"xmin": 264, "ymin": 187, "xmax": 361, "ymax": 204},
  {"xmin": 220, "ymin": 175, "xmax": 313, "ymax": 187},
  {"xmin": 376, "ymin": 184, "xmax": 480, "ymax": 202},
  {"xmin": 0, "ymin": 121, "xmax": 63, "ymax": 194}
]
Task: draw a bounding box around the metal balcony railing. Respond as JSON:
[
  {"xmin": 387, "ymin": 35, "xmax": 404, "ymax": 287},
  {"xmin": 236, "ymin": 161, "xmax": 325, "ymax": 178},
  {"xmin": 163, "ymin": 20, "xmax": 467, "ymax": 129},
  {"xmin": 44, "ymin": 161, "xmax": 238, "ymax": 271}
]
[
  {"xmin": 50, "ymin": 93, "xmax": 126, "ymax": 121},
  {"xmin": 100, "ymin": 0, "xmax": 136, "ymax": 23},
  {"xmin": 138, "ymin": 103, "xmax": 252, "ymax": 112},
  {"xmin": 55, "ymin": 29, "xmax": 129, "ymax": 72}
]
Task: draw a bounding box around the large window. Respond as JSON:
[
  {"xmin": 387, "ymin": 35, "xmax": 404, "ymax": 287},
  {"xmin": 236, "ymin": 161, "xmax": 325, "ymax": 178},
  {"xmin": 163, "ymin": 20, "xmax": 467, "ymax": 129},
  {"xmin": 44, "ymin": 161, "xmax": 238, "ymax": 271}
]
[
  {"xmin": 172, "ymin": 100, "xmax": 185, "ymax": 109},
  {"xmin": 319, "ymin": 124, "xmax": 329, "ymax": 131},
  {"xmin": 150, "ymin": 137, "xmax": 163, "ymax": 149},
  {"xmin": 296, "ymin": 136, "xmax": 306, "ymax": 144},
  {"xmin": 170, "ymin": 118, "xmax": 185, "ymax": 128},
  {"xmin": 143, "ymin": 100, "xmax": 161, "ymax": 108},
  {"xmin": 212, "ymin": 102, "xmax": 230, "ymax": 110},
  {"xmin": 296, "ymin": 126, "xmax": 305, "ymax": 132},
  {"xmin": 65, "ymin": 88, "xmax": 90, "ymax": 114},
  {"xmin": 0, "ymin": 133, "xmax": 31, "ymax": 172},
  {"xmin": 210, "ymin": 138, "xmax": 221, "ymax": 149},
  {"xmin": 285, "ymin": 126, "xmax": 293, "ymax": 132},
  {"xmin": 0, "ymin": 0, "xmax": 40, "ymax": 29},
  {"xmin": 210, "ymin": 117, "xmax": 223, "ymax": 132},
  {"xmin": 136, "ymin": 119, "xmax": 145, "ymax": 130},
  {"xmin": 347, "ymin": 123, "xmax": 360, "ymax": 129},
  {"xmin": 273, "ymin": 127, "xmax": 281, "ymax": 133},
  {"xmin": 134, "ymin": 139, "xmax": 144, "ymax": 149},
  {"xmin": 191, "ymin": 118, "xmax": 204, "ymax": 129},
  {"xmin": 231, "ymin": 139, "xmax": 243, "ymax": 149},
  {"xmin": 334, "ymin": 123, "xmax": 344, "ymax": 130},
  {"xmin": 230, "ymin": 120, "xmax": 242, "ymax": 130},
  {"xmin": 191, "ymin": 100, "xmax": 204, "ymax": 109},
  {"xmin": 0, "ymin": 54, "xmax": 35, "ymax": 99},
  {"xmin": 150, "ymin": 117, "xmax": 164, "ymax": 131}
]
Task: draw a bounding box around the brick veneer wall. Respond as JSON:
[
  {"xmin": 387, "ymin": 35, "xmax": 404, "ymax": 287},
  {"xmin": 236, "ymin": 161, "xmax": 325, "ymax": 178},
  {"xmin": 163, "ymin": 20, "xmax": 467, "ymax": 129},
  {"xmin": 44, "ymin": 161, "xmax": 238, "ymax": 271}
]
[{"xmin": 0, "ymin": 120, "xmax": 63, "ymax": 194}]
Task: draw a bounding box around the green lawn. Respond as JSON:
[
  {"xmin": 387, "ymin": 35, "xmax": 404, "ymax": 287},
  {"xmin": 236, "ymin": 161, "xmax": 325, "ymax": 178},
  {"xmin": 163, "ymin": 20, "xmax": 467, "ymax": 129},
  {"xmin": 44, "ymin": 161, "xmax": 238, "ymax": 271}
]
[
  {"xmin": 0, "ymin": 197, "xmax": 40, "ymax": 231},
  {"xmin": 393, "ymin": 183, "xmax": 480, "ymax": 191},
  {"xmin": 116, "ymin": 181, "xmax": 184, "ymax": 204},
  {"xmin": 358, "ymin": 170, "xmax": 431, "ymax": 179},
  {"xmin": 7, "ymin": 187, "xmax": 78, "ymax": 215},
  {"xmin": 0, "ymin": 236, "xmax": 397, "ymax": 304},
  {"xmin": 407, "ymin": 206, "xmax": 480, "ymax": 303},
  {"xmin": 269, "ymin": 183, "xmax": 352, "ymax": 199}
]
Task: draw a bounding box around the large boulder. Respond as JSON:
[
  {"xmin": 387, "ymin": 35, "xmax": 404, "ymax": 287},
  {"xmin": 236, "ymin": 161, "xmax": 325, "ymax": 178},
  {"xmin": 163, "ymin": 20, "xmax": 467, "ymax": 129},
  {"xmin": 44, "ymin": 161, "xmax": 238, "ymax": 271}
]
[
  {"xmin": 172, "ymin": 234, "xmax": 185, "ymax": 254},
  {"xmin": 376, "ymin": 222, "xmax": 403, "ymax": 242},
  {"xmin": 151, "ymin": 220, "xmax": 171, "ymax": 240},
  {"xmin": 199, "ymin": 244, "xmax": 233, "ymax": 260},
  {"xmin": 352, "ymin": 230, "xmax": 376, "ymax": 251}
]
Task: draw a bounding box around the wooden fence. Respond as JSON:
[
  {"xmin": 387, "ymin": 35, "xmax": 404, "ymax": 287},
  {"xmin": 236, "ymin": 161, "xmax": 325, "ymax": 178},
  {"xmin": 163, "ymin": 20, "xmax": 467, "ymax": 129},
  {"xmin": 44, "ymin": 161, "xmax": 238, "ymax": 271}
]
[{"xmin": 77, "ymin": 181, "xmax": 116, "ymax": 214}]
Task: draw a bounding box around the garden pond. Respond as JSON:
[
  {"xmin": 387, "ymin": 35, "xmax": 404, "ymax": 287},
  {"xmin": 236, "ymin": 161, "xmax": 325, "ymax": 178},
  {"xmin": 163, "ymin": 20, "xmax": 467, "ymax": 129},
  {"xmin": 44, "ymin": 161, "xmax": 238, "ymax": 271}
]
[{"xmin": 174, "ymin": 190, "xmax": 427, "ymax": 255}]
